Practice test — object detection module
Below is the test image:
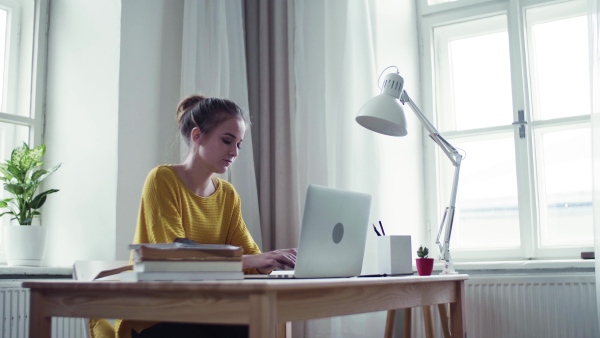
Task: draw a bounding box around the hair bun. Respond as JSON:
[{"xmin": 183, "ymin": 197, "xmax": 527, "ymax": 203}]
[{"xmin": 177, "ymin": 94, "xmax": 206, "ymax": 120}]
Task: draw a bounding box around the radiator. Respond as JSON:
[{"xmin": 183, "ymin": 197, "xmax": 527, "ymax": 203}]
[
  {"xmin": 0, "ymin": 283, "xmax": 85, "ymax": 338},
  {"xmin": 407, "ymin": 273, "xmax": 599, "ymax": 338}
]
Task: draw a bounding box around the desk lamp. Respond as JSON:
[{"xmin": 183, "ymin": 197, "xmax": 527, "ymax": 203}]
[{"xmin": 355, "ymin": 66, "xmax": 462, "ymax": 275}]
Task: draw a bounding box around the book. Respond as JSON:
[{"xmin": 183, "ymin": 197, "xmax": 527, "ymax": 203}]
[
  {"xmin": 95, "ymin": 264, "xmax": 133, "ymax": 280},
  {"xmin": 119, "ymin": 270, "xmax": 244, "ymax": 281},
  {"xmin": 129, "ymin": 242, "xmax": 243, "ymax": 263},
  {"xmin": 133, "ymin": 260, "xmax": 242, "ymax": 273}
]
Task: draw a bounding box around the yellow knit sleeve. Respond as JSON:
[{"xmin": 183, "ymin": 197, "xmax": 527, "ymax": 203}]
[
  {"xmin": 221, "ymin": 181, "xmax": 262, "ymax": 274},
  {"xmin": 133, "ymin": 167, "xmax": 185, "ymax": 244}
]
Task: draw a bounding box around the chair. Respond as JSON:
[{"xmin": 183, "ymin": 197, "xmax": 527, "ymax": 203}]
[
  {"xmin": 72, "ymin": 260, "xmax": 131, "ymax": 338},
  {"xmin": 385, "ymin": 305, "xmax": 451, "ymax": 338}
]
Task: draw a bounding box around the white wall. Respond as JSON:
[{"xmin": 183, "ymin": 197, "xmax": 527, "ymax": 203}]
[
  {"xmin": 43, "ymin": 0, "xmax": 121, "ymax": 265},
  {"xmin": 116, "ymin": 0, "xmax": 183, "ymax": 260},
  {"xmin": 366, "ymin": 0, "xmax": 424, "ymax": 268},
  {"xmin": 43, "ymin": 0, "xmax": 184, "ymax": 265}
]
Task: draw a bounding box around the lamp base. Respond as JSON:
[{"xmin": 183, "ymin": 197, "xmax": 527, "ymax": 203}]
[{"xmin": 439, "ymin": 260, "xmax": 458, "ymax": 275}]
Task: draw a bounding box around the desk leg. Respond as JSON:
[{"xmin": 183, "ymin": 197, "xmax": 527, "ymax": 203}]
[
  {"xmin": 450, "ymin": 280, "xmax": 467, "ymax": 338},
  {"xmin": 249, "ymin": 292, "xmax": 277, "ymax": 338},
  {"xmin": 438, "ymin": 304, "xmax": 451, "ymax": 338},
  {"xmin": 29, "ymin": 290, "xmax": 51, "ymax": 338},
  {"xmin": 403, "ymin": 308, "xmax": 412, "ymax": 338},
  {"xmin": 384, "ymin": 309, "xmax": 396, "ymax": 338},
  {"xmin": 422, "ymin": 305, "xmax": 434, "ymax": 338}
]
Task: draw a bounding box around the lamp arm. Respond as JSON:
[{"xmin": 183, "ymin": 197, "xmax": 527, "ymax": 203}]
[
  {"xmin": 400, "ymin": 91, "xmax": 439, "ymax": 136},
  {"xmin": 400, "ymin": 90, "xmax": 463, "ymax": 275},
  {"xmin": 401, "ymin": 91, "xmax": 462, "ymax": 165}
]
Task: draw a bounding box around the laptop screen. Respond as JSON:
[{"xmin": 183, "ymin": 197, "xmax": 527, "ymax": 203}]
[{"xmin": 282, "ymin": 184, "xmax": 372, "ymax": 278}]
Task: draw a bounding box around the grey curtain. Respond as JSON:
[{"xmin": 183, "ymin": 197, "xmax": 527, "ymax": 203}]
[{"xmin": 244, "ymin": 0, "xmax": 299, "ymax": 252}]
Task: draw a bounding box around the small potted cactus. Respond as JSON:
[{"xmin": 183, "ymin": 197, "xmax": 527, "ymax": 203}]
[{"xmin": 416, "ymin": 245, "xmax": 434, "ymax": 276}]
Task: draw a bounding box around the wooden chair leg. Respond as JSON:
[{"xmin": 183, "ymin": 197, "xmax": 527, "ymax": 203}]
[
  {"xmin": 384, "ymin": 310, "xmax": 396, "ymax": 338},
  {"xmin": 277, "ymin": 322, "xmax": 287, "ymax": 338},
  {"xmin": 386, "ymin": 304, "xmax": 450, "ymax": 338},
  {"xmin": 403, "ymin": 308, "xmax": 412, "ymax": 338},
  {"xmin": 438, "ymin": 303, "xmax": 451, "ymax": 338},
  {"xmin": 422, "ymin": 305, "xmax": 434, "ymax": 338}
]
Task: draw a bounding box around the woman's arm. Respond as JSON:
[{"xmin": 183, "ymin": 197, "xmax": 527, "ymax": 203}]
[{"xmin": 134, "ymin": 168, "xmax": 185, "ymax": 244}]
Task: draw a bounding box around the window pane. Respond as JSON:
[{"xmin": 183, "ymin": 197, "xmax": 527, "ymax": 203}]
[
  {"xmin": 528, "ymin": 11, "xmax": 589, "ymax": 120},
  {"xmin": 440, "ymin": 134, "xmax": 520, "ymax": 249},
  {"xmin": 435, "ymin": 15, "xmax": 513, "ymax": 131},
  {"xmin": 0, "ymin": 121, "xmax": 29, "ymax": 211},
  {"xmin": 0, "ymin": 9, "xmax": 6, "ymax": 110},
  {"xmin": 1, "ymin": 1, "xmax": 35, "ymax": 118},
  {"xmin": 535, "ymin": 126, "xmax": 593, "ymax": 247},
  {"xmin": 0, "ymin": 122, "xmax": 29, "ymax": 190},
  {"xmin": 0, "ymin": 121, "xmax": 29, "ymax": 163},
  {"xmin": 0, "ymin": 122, "xmax": 29, "ymax": 262}
]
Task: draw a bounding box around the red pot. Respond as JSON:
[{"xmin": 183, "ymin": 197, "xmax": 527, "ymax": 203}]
[{"xmin": 416, "ymin": 258, "xmax": 434, "ymax": 276}]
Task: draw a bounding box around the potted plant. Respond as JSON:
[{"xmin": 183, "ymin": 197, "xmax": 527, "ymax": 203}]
[
  {"xmin": 416, "ymin": 245, "xmax": 434, "ymax": 276},
  {"xmin": 0, "ymin": 143, "xmax": 61, "ymax": 266}
]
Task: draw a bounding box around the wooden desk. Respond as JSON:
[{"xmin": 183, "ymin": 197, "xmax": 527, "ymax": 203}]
[{"xmin": 23, "ymin": 274, "xmax": 468, "ymax": 338}]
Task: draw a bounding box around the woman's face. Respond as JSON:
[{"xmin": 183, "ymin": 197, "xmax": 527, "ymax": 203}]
[{"xmin": 195, "ymin": 117, "xmax": 246, "ymax": 174}]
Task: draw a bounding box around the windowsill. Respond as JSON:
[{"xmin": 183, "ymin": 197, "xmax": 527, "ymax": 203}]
[
  {"xmin": 428, "ymin": 259, "xmax": 595, "ymax": 275},
  {"xmin": 0, "ymin": 264, "xmax": 72, "ymax": 280}
]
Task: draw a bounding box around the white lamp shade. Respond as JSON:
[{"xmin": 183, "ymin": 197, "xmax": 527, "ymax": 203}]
[{"xmin": 356, "ymin": 93, "xmax": 408, "ymax": 137}]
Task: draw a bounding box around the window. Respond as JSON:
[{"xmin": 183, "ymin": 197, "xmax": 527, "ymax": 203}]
[
  {"xmin": 418, "ymin": 0, "xmax": 593, "ymax": 260},
  {"xmin": 0, "ymin": 0, "xmax": 47, "ymax": 262}
]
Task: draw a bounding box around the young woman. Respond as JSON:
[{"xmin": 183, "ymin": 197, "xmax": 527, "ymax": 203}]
[{"xmin": 113, "ymin": 95, "xmax": 297, "ymax": 338}]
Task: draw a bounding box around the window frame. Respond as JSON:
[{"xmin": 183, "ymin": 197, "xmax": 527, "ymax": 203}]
[
  {"xmin": 0, "ymin": 0, "xmax": 48, "ymax": 263},
  {"xmin": 418, "ymin": 0, "xmax": 593, "ymax": 261}
]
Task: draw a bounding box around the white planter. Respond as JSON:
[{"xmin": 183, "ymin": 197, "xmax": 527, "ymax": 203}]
[{"xmin": 3, "ymin": 220, "xmax": 47, "ymax": 266}]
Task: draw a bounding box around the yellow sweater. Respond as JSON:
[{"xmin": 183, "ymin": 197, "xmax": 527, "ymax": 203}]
[{"xmin": 113, "ymin": 165, "xmax": 261, "ymax": 338}]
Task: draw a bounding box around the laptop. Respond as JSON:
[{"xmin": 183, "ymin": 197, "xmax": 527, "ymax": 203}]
[{"xmin": 267, "ymin": 184, "xmax": 372, "ymax": 279}]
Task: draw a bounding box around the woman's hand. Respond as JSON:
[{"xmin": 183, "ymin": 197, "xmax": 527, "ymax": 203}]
[{"xmin": 243, "ymin": 248, "xmax": 297, "ymax": 274}]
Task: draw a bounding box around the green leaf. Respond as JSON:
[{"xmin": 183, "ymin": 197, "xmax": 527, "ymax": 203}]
[
  {"xmin": 0, "ymin": 164, "xmax": 12, "ymax": 180},
  {"xmin": 31, "ymin": 163, "xmax": 61, "ymax": 183},
  {"xmin": 6, "ymin": 163, "xmax": 23, "ymax": 182},
  {"xmin": 31, "ymin": 169, "xmax": 48, "ymax": 182},
  {"xmin": 30, "ymin": 189, "xmax": 59, "ymax": 209},
  {"xmin": 29, "ymin": 195, "xmax": 46, "ymax": 209},
  {"xmin": 0, "ymin": 211, "xmax": 15, "ymax": 218},
  {"xmin": 0, "ymin": 143, "xmax": 60, "ymax": 222},
  {"xmin": 4, "ymin": 184, "xmax": 24, "ymax": 195},
  {"xmin": 10, "ymin": 143, "xmax": 28, "ymax": 167},
  {"xmin": 19, "ymin": 144, "xmax": 45, "ymax": 173},
  {"xmin": 46, "ymin": 163, "xmax": 61, "ymax": 175}
]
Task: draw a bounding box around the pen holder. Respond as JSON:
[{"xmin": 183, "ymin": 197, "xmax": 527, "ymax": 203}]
[{"xmin": 377, "ymin": 235, "xmax": 413, "ymax": 276}]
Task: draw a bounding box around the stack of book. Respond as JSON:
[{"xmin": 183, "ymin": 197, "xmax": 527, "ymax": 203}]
[{"xmin": 120, "ymin": 241, "xmax": 244, "ymax": 281}]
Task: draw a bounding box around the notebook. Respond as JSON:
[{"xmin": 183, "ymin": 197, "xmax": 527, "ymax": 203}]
[{"xmin": 266, "ymin": 184, "xmax": 372, "ymax": 279}]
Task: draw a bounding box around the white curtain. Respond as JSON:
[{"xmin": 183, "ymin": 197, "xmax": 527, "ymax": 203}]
[
  {"xmin": 293, "ymin": 1, "xmax": 385, "ymax": 336},
  {"xmin": 180, "ymin": 0, "xmax": 423, "ymax": 336},
  {"xmin": 293, "ymin": 0, "xmax": 423, "ymax": 336},
  {"xmin": 180, "ymin": 0, "xmax": 263, "ymax": 249},
  {"xmin": 592, "ymin": 0, "xmax": 600, "ymax": 331}
]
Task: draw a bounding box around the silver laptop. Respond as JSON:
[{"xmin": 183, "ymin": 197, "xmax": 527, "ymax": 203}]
[{"xmin": 269, "ymin": 184, "xmax": 372, "ymax": 278}]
